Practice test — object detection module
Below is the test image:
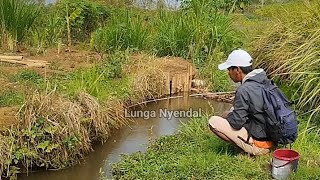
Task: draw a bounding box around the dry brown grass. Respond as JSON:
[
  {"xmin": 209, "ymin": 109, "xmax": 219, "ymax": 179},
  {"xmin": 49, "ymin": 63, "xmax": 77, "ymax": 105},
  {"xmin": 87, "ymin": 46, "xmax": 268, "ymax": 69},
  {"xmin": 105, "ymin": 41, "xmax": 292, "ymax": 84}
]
[
  {"xmin": 0, "ymin": 133, "xmax": 12, "ymax": 178},
  {"xmin": 77, "ymin": 91, "xmax": 127, "ymax": 140},
  {"xmin": 126, "ymin": 54, "xmax": 194, "ymax": 104},
  {"xmin": 0, "ymin": 89, "xmax": 127, "ymax": 175},
  {"xmin": 126, "ymin": 54, "xmax": 167, "ymax": 103},
  {"xmin": 17, "ymin": 90, "xmax": 91, "ymax": 168}
]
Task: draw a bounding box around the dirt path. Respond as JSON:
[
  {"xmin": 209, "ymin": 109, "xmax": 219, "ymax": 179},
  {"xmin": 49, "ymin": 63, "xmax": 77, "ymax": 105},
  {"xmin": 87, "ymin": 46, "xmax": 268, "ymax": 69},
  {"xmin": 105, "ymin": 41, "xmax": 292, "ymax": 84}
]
[{"xmin": 0, "ymin": 106, "xmax": 18, "ymax": 129}]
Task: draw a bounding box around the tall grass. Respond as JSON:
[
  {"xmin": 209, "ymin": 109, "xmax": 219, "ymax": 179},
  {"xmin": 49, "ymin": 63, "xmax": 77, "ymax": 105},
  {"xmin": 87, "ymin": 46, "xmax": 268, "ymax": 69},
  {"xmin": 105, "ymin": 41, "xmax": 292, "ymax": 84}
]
[
  {"xmin": 91, "ymin": 1, "xmax": 242, "ymax": 66},
  {"xmin": 91, "ymin": 9, "xmax": 149, "ymax": 53},
  {"xmin": 0, "ymin": 0, "xmax": 40, "ymax": 51},
  {"xmin": 251, "ymin": 0, "xmax": 320, "ymax": 120},
  {"xmin": 152, "ymin": 9, "xmax": 194, "ymax": 57},
  {"xmin": 90, "ymin": 1, "xmax": 241, "ymax": 92},
  {"xmin": 30, "ymin": 11, "xmax": 63, "ymax": 51}
]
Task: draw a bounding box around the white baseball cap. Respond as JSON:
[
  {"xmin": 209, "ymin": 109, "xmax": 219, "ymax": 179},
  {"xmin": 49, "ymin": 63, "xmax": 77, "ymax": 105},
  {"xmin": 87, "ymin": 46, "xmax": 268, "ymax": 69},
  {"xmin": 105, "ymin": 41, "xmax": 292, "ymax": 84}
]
[{"xmin": 218, "ymin": 49, "xmax": 252, "ymax": 70}]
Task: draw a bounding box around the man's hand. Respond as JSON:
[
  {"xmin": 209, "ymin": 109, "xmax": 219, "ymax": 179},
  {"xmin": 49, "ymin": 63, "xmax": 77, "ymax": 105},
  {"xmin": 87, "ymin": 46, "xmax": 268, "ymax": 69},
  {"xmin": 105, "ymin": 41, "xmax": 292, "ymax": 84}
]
[
  {"xmin": 222, "ymin": 107, "xmax": 234, "ymax": 119},
  {"xmin": 222, "ymin": 111, "xmax": 230, "ymax": 119}
]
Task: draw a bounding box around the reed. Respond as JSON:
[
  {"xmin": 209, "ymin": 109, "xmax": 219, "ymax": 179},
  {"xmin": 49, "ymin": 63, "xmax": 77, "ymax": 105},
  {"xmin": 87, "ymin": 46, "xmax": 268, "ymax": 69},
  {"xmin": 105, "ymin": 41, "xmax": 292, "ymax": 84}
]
[
  {"xmin": 251, "ymin": 0, "xmax": 320, "ymax": 118},
  {"xmin": 0, "ymin": 0, "xmax": 40, "ymax": 50},
  {"xmin": 90, "ymin": 9, "xmax": 149, "ymax": 53},
  {"xmin": 90, "ymin": 1, "xmax": 241, "ymax": 66}
]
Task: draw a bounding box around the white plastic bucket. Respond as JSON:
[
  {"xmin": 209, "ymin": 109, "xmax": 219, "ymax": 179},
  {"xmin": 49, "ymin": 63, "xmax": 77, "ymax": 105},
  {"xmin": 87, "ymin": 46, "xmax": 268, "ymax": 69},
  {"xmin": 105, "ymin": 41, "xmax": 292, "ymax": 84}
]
[{"xmin": 272, "ymin": 149, "xmax": 300, "ymax": 180}]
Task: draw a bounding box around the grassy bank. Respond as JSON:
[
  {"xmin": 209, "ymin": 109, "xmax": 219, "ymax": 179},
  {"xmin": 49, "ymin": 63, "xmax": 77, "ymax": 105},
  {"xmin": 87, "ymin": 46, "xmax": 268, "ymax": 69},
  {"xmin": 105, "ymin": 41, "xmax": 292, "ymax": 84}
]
[
  {"xmin": 112, "ymin": 117, "xmax": 320, "ymax": 179},
  {"xmin": 111, "ymin": 2, "xmax": 320, "ymax": 179}
]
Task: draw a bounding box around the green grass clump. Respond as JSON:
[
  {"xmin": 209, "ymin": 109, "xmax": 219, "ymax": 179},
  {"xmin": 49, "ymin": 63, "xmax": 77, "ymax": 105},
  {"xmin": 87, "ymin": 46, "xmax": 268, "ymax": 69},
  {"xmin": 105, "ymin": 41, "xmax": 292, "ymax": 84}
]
[
  {"xmin": 0, "ymin": 90, "xmax": 25, "ymax": 107},
  {"xmin": 9, "ymin": 70, "xmax": 45, "ymax": 91},
  {"xmin": 13, "ymin": 70, "xmax": 44, "ymax": 83},
  {"xmin": 0, "ymin": 0, "xmax": 40, "ymax": 51},
  {"xmin": 58, "ymin": 68, "xmax": 132, "ymax": 102},
  {"xmin": 56, "ymin": 52, "xmax": 131, "ymax": 101},
  {"xmin": 112, "ymin": 116, "xmax": 320, "ymax": 179},
  {"xmin": 90, "ymin": 9, "xmax": 150, "ymax": 53}
]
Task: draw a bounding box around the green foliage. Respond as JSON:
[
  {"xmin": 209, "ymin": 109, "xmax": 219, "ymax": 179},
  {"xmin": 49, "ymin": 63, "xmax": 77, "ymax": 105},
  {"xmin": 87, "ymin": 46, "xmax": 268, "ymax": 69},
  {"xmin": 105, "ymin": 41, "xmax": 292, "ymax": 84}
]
[
  {"xmin": 30, "ymin": 8, "xmax": 64, "ymax": 50},
  {"xmin": 102, "ymin": 51, "xmax": 129, "ymax": 79},
  {"xmin": 55, "ymin": 0, "xmax": 109, "ymax": 42},
  {"xmin": 91, "ymin": 9, "xmax": 149, "ymax": 53},
  {"xmin": 91, "ymin": 2, "xmax": 242, "ymax": 67},
  {"xmin": 27, "ymin": 0, "xmax": 110, "ymax": 50},
  {"xmin": 16, "ymin": 70, "xmax": 43, "ymax": 83},
  {"xmin": 0, "ymin": 0, "xmax": 40, "ymax": 50},
  {"xmin": 10, "ymin": 70, "xmax": 44, "ymax": 88},
  {"xmin": 9, "ymin": 115, "xmax": 83, "ymax": 169},
  {"xmin": 57, "ymin": 51, "xmax": 131, "ymax": 101},
  {"xmin": 182, "ymin": 0, "xmax": 253, "ymax": 14},
  {"xmin": 152, "ymin": 10, "xmax": 193, "ymax": 57},
  {"xmin": 155, "ymin": 5, "xmax": 241, "ymax": 66},
  {"xmin": 112, "ymin": 116, "xmax": 320, "ymax": 179},
  {"xmin": 63, "ymin": 135, "xmax": 80, "ymax": 150},
  {"xmin": 199, "ymin": 50, "xmax": 235, "ymax": 92},
  {"xmin": 58, "ymin": 67, "xmax": 109, "ymax": 99},
  {"xmin": 0, "ymin": 90, "xmax": 25, "ymax": 107}
]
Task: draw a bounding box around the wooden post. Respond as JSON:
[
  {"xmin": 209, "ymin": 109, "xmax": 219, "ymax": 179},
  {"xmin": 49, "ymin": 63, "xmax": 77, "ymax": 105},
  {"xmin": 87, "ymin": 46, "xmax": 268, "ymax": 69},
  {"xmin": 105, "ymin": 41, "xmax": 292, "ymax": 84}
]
[
  {"xmin": 66, "ymin": 4, "xmax": 71, "ymax": 53},
  {"xmin": 188, "ymin": 64, "xmax": 193, "ymax": 92},
  {"xmin": 0, "ymin": 55, "xmax": 23, "ymax": 60}
]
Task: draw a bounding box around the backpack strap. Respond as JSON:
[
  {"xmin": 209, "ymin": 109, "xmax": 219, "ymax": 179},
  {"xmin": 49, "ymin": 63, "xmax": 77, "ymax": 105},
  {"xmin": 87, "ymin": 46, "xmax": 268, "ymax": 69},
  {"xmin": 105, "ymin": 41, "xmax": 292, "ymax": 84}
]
[{"xmin": 246, "ymin": 129, "xmax": 251, "ymax": 144}]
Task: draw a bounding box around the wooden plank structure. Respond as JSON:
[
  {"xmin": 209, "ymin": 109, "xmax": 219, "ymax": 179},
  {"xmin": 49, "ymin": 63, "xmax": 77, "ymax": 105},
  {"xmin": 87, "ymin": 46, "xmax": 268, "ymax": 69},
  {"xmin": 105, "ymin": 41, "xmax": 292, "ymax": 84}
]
[
  {"xmin": 0, "ymin": 55, "xmax": 50, "ymax": 68},
  {"xmin": 159, "ymin": 57, "xmax": 195, "ymax": 95}
]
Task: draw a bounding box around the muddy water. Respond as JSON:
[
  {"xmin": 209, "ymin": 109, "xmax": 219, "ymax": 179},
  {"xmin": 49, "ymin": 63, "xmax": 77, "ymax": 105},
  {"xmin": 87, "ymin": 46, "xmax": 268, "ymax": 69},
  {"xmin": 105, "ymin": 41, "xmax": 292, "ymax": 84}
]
[{"xmin": 19, "ymin": 96, "xmax": 231, "ymax": 180}]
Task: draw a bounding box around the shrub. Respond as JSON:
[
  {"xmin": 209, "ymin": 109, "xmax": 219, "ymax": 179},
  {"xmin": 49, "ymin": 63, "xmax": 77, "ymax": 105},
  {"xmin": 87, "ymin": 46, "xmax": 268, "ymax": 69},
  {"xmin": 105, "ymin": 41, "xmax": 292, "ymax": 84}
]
[{"xmin": 54, "ymin": 0, "xmax": 109, "ymax": 42}]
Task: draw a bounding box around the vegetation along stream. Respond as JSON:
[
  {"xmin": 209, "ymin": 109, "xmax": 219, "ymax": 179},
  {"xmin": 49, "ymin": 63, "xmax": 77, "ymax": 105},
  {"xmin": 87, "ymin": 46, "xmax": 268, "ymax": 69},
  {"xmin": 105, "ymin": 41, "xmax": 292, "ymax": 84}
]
[
  {"xmin": 19, "ymin": 96, "xmax": 231, "ymax": 180},
  {"xmin": 1, "ymin": 0, "xmax": 320, "ymax": 179}
]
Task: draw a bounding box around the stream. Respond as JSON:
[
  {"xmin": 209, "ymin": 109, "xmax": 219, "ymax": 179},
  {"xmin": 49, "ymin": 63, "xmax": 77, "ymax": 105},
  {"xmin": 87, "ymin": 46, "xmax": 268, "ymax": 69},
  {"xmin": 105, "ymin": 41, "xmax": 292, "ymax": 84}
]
[{"xmin": 19, "ymin": 95, "xmax": 231, "ymax": 180}]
